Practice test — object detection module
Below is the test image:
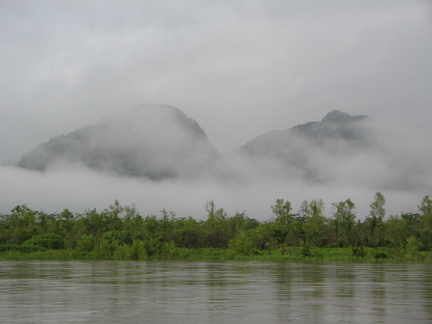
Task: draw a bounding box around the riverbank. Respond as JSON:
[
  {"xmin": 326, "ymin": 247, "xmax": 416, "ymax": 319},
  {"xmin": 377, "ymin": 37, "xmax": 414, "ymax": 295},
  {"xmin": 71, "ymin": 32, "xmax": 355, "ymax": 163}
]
[{"xmin": 1, "ymin": 246, "xmax": 431, "ymax": 262}]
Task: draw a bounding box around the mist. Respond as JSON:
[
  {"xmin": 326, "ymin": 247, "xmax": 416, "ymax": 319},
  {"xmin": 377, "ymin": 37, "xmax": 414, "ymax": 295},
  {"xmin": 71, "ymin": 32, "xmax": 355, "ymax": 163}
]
[
  {"xmin": 2, "ymin": 109, "xmax": 431, "ymax": 220},
  {"xmin": 1, "ymin": 1, "xmax": 431, "ymax": 219}
]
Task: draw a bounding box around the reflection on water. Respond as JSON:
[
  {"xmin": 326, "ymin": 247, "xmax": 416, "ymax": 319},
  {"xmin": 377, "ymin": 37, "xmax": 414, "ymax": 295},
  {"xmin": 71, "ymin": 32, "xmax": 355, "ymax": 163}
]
[{"xmin": 1, "ymin": 261, "xmax": 432, "ymax": 323}]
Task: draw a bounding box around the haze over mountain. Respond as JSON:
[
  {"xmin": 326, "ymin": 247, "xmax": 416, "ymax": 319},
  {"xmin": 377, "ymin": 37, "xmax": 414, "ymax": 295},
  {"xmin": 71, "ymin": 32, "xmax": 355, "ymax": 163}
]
[
  {"xmin": 17, "ymin": 104, "xmax": 432, "ymax": 192},
  {"xmin": 228, "ymin": 109, "xmax": 370, "ymax": 183},
  {"xmin": 1, "ymin": 1, "xmax": 431, "ymax": 220},
  {"xmin": 17, "ymin": 106, "xmax": 370, "ymax": 182},
  {"xmin": 17, "ymin": 105, "xmax": 219, "ymax": 180},
  {"xmin": 15, "ymin": 105, "xmax": 399, "ymax": 190},
  {"xmin": 5, "ymin": 105, "xmax": 430, "ymax": 219}
]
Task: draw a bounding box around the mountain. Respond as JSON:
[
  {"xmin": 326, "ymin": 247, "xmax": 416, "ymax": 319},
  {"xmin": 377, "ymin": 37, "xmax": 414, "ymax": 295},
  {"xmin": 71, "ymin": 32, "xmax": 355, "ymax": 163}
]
[
  {"xmin": 17, "ymin": 104, "xmax": 220, "ymax": 180},
  {"xmin": 17, "ymin": 107, "xmax": 370, "ymax": 183},
  {"xmin": 229, "ymin": 110, "xmax": 369, "ymax": 182}
]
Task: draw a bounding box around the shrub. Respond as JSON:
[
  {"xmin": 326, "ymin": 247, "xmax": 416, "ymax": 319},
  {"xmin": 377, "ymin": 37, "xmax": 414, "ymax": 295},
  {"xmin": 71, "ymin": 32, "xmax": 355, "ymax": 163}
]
[
  {"xmin": 0, "ymin": 244, "xmax": 20, "ymax": 252},
  {"xmin": 374, "ymin": 252, "xmax": 387, "ymax": 260},
  {"xmin": 100, "ymin": 230, "xmax": 132, "ymax": 245},
  {"xmin": 352, "ymin": 246, "xmax": 366, "ymax": 258},
  {"xmin": 301, "ymin": 243, "xmax": 312, "ymax": 258},
  {"xmin": 22, "ymin": 234, "xmax": 64, "ymax": 250},
  {"xmin": 92, "ymin": 240, "xmax": 116, "ymax": 259},
  {"xmin": 228, "ymin": 231, "xmax": 256, "ymax": 256},
  {"xmin": 75, "ymin": 235, "xmax": 95, "ymax": 253}
]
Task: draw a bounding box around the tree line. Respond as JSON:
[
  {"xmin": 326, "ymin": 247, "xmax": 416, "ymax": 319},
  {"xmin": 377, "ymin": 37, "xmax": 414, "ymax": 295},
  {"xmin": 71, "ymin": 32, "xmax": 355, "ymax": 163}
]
[{"xmin": 0, "ymin": 193, "xmax": 431, "ymax": 259}]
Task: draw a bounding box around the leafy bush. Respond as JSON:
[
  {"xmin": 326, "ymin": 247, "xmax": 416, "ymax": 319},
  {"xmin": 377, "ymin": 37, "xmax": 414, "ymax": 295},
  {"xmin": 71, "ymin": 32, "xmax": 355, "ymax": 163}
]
[
  {"xmin": 22, "ymin": 234, "xmax": 64, "ymax": 250},
  {"xmin": 352, "ymin": 246, "xmax": 366, "ymax": 258},
  {"xmin": 0, "ymin": 244, "xmax": 20, "ymax": 252},
  {"xmin": 100, "ymin": 230, "xmax": 132, "ymax": 245},
  {"xmin": 75, "ymin": 235, "xmax": 95, "ymax": 252},
  {"xmin": 92, "ymin": 240, "xmax": 116, "ymax": 259},
  {"xmin": 0, "ymin": 244, "xmax": 47, "ymax": 253},
  {"xmin": 228, "ymin": 231, "xmax": 256, "ymax": 256}
]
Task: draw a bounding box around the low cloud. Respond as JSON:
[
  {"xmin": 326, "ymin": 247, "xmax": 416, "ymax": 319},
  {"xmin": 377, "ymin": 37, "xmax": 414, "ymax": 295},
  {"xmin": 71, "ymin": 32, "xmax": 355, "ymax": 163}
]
[
  {"xmin": 1, "ymin": 164, "xmax": 427, "ymax": 221},
  {"xmin": 2, "ymin": 113, "xmax": 431, "ymax": 221},
  {"xmin": 1, "ymin": 1, "xmax": 431, "ymax": 220}
]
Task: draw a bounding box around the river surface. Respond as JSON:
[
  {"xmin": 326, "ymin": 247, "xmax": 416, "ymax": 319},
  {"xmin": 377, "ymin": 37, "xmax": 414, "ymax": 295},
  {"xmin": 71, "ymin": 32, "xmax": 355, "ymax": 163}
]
[{"xmin": 1, "ymin": 261, "xmax": 432, "ymax": 323}]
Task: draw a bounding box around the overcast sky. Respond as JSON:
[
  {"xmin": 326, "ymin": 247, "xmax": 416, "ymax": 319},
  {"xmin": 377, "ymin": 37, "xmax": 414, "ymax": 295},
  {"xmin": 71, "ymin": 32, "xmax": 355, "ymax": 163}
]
[{"xmin": 1, "ymin": 0, "xmax": 431, "ymax": 218}]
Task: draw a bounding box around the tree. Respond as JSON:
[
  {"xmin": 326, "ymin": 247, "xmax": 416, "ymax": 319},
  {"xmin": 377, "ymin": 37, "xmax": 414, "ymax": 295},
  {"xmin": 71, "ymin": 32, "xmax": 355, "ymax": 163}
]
[
  {"xmin": 174, "ymin": 217, "xmax": 203, "ymax": 248},
  {"xmin": 227, "ymin": 212, "xmax": 259, "ymax": 238},
  {"xmin": 332, "ymin": 199, "xmax": 356, "ymax": 247},
  {"xmin": 248, "ymin": 223, "xmax": 276, "ymax": 250},
  {"xmin": 385, "ymin": 215, "xmax": 407, "ymax": 249},
  {"xmin": 228, "ymin": 230, "xmax": 256, "ymax": 255},
  {"xmin": 159, "ymin": 209, "xmax": 176, "ymax": 242},
  {"xmin": 298, "ymin": 200, "xmax": 310, "ymax": 223},
  {"xmin": 123, "ymin": 204, "xmax": 145, "ymax": 240},
  {"xmin": 271, "ymin": 199, "xmax": 293, "ymax": 225},
  {"xmin": 419, "ymin": 195, "xmax": 432, "ymax": 218},
  {"xmin": 101, "ymin": 200, "xmax": 124, "ymax": 231},
  {"xmin": 406, "ymin": 236, "xmax": 421, "ymax": 261},
  {"xmin": 204, "ymin": 201, "xmax": 230, "ymax": 248},
  {"xmin": 367, "ymin": 192, "xmax": 386, "ymax": 246},
  {"xmin": 302, "ymin": 199, "xmax": 327, "ymax": 247},
  {"xmin": 270, "ymin": 198, "xmax": 307, "ymax": 246},
  {"xmin": 7, "ymin": 205, "xmax": 37, "ymax": 244},
  {"xmin": 81, "ymin": 208, "xmax": 105, "ymax": 237},
  {"xmin": 419, "ymin": 195, "xmax": 432, "ymax": 249},
  {"xmin": 370, "ymin": 192, "xmax": 386, "ymax": 220}
]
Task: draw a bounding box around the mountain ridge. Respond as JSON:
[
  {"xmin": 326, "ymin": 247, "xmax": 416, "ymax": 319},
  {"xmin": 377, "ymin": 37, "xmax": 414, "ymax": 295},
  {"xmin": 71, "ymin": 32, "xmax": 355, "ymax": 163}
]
[
  {"xmin": 17, "ymin": 106, "xmax": 367, "ymax": 182},
  {"xmin": 239, "ymin": 109, "xmax": 368, "ymax": 152},
  {"xmin": 18, "ymin": 104, "xmax": 219, "ymax": 180}
]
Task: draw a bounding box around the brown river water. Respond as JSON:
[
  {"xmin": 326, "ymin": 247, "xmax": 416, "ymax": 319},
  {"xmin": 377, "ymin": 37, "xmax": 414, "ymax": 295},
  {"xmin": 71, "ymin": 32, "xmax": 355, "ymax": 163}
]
[{"xmin": 1, "ymin": 261, "xmax": 431, "ymax": 323}]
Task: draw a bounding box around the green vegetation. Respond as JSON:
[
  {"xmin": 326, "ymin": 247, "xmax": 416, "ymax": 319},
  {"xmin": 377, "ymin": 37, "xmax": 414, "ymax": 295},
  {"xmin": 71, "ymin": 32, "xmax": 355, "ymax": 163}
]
[{"xmin": 1, "ymin": 193, "xmax": 432, "ymax": 262}]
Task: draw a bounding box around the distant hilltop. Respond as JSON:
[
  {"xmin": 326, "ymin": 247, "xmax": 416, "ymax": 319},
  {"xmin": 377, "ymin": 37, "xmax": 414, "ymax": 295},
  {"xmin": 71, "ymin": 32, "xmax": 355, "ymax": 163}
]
[
  {"xmin": 230, "ymin": 109, "xmax": 369, "ymax": 183},
  {"xmin": 18, "ymin": 106, "xmax": 368, "ymax": 182},
  {"xmin": 321, "ymin": 109, "xmax": 366, "ymax": 123},
  {"xmin": 17, "ymin": 104, "xmax": 219, "ymax": 180}
]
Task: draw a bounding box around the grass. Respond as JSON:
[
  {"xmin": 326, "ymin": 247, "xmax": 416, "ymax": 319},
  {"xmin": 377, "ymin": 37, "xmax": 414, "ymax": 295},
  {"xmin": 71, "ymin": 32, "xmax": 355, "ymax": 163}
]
[{"xmin": 2, "ymin": 246, "xmax": 432, "ymax": 262}]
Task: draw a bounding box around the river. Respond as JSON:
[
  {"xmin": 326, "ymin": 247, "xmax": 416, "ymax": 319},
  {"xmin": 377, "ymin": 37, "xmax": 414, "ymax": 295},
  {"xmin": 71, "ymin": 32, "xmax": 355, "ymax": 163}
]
[{"xmin": 1, "ymin": 261, "xmax": 431, "ymax": 323}]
